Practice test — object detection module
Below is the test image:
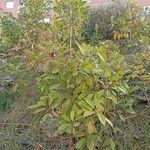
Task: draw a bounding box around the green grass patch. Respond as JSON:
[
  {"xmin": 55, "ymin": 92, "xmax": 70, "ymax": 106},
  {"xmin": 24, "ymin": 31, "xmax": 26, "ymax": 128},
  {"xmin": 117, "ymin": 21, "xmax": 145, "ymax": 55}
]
[{"xmin": 0, "ymin": 91, "xmax": 13, "ymax": 112}]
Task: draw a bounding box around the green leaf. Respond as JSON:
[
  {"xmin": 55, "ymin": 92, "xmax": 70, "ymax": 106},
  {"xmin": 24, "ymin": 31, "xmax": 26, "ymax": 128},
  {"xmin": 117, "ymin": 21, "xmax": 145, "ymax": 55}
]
[
  {"xmin": 50, "ymin": 91, "xmax": 62, "ymax": 109},
  {"xmin": 40, "ymin": 114, "xmax": 49, "ymax": 123},
  {"xmin": 86, "ymin": 93, "xmax": 93, "ymax": 100},
  {"xmin": 126, "ymin": 108, "xmax": 136, "ymax": 114},
  {"xmin": 97, "ymin": 113, "xmax": 106, "ymax": 126},
  {"xmin": 87, "ymin": 139, "xmax": 94, "ymax": 150},
  {"xmin": 28, "ymin": 101, "xmax": 45, "ymax": 109},
  {"xmin": 97, "ymin": 45, "xmax": 107, "ymax": 63},
  {"xmin": 86, "ymin": 77, "xmax": 93, "ymax": 86},
  {"xmin": 84, "ymin": 111, "xmax": 94, "ymax": 117},
  {"xmin": 109, "ymin": 138, "xmax": 116, "ymax": 150},
  {"xmin": 85, "ymin": 94, "xmax": 95, "ymax": 108},
  {"xmin": 108, "ymin": 94, "xmax": 117, "ymax": 104},
  {"xmin": 119, "ymin": 114, "xmax": 126, "ymax": 122},
  {"xmin": 105, "ymin": 117, "xmax": 113, "ymax": 127},
  {"xmin": 94, "ymin": 91, "xmax": 103, "ymax": 107},
  {"xmin": 70, "ymin": 110, "xmax": 75, "ymax": 121},
  {"xmin": 76, "ymin": 78, "xmax": 82, "ymax": 85},
  {"xmin": 59, "ymin": 123, "xmax": 70, "ymax": 130},
  {"xmin": 85, "ymin": 98, "xmax": 95, "ymax": 109},
  {"xmin": 98, "ymin": 52, "xmax": 105, "ymax": 63},
  {"xmin": 76, "ymin": 42, "xmax": 90, "ymax": 56},
  {"xmin": 73, "ymin": 122, "xmax": 80, "ymax": 127},
  {"xmin": 49, "ymin": 83, "xmax": 61, "ymax": 91},
  {"xmin": 76, "ymin": 138, "xmax": 85, "ymax": 149},
  {"xmin": 79, "ymin": 101, "xmax": 93, "ymax": 111},
  {"xmin": 34, "ymin": 108, "xmax": 45, "ymax": 114},
  {"xmin": 61, "ymin": 115, "xmax": 70, "ymax": 123},
  {"xmin": 72, "ymin": 71, "xmax": 78, "ymax": 76},
  {"xmin": 78, "ymin": 93, "xmax": 87, "ymax": 99},
  {"xmin": 51, "ymin": 97, "xmax": 62, "ymax": 109},
  {"xmin": 52, "ymin": 68, "xmax": 60, "ymax": 74},
  {"xmin": 41, "ymin": 85, "xmax": 46, "ymax": 92},
  {"xmin": 115, "ymin": 127, "xmax": 123, "ymax": 134},
  {"xmin": 87, "ymin": 121, "xmax": 96, "ymax": 135},
  {"xmin": 118, "ymin": 86, "xmax": 127, "ymax": 94},
  {"xmin": 83, "ymin": 60, "xmax": 95, "ymax": 72},
  {"xmin": 81, "ymin": 82, "xmax": 87, "ymax": 92},
  {"xmin": 91, "ymin": 135, "xmax": 102, "ymax": 142}
]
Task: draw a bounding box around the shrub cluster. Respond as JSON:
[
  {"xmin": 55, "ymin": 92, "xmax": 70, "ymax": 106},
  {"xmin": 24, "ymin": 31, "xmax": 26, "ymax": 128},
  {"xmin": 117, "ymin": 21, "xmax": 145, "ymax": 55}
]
[{"xmin": 0, "ymin": 0, "xmax": 149, "ymax": 149}]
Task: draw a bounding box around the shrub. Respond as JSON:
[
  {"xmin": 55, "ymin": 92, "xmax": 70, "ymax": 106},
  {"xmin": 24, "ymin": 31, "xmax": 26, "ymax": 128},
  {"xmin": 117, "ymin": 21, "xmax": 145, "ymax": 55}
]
[
  {"xmin": 26, "ymin": 1, "xmax": 138, "ymax": 149},
  {"xmin": 1, "ymin": 0, "xmax": 148, "ymax": 149},
  {"xmin": 82, "ymin": 0, "xmax": 126, "ymax": 44},
  {"xmin": 18, "ymin": 0, "xmax": 88, "ymax": 72},
  {"xmin": 0, "ymin": 13, "xmax": 22, "ymax": 49},
  {"xmin": 111, "ymin": 1, "xmax": 150, "ymax": 55},
  {"xmin": 129, "ymin": 51, "xmax": 150, "ymax": 103},
  {"xmin": 30, "ymin": 41, "xmax": 136, "ymax": 149},
  {"xmin": 82, "ymin": 0, "xmax": 150, "ymax": 53}
]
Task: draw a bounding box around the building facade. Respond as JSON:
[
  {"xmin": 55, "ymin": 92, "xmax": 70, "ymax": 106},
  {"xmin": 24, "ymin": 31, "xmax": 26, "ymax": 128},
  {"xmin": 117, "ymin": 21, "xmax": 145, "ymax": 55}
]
[
  {"xmin": 0, "ymin": 0, "xmax": 150, "ymax": 18},
  {"xmin": 0, "ymin": 0, "xmax": 22, "ymax": 18}
]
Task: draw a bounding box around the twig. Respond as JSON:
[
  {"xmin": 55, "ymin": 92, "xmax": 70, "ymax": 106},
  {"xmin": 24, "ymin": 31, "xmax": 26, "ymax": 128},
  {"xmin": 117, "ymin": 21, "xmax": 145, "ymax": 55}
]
[
  {"xmin": 125, "ymin": 112, "xmax": 150, "ymax": 120},
  {"xmin": 0, "ymin": 122, "xmax": 33, "ymax": 128},
  {"xmin": 133, "ymin": 95, "xmax": 150, "ymax": 102},
  {"xmin": 0, "ymin": 122, "xmax": 76, "ymax": 148}
]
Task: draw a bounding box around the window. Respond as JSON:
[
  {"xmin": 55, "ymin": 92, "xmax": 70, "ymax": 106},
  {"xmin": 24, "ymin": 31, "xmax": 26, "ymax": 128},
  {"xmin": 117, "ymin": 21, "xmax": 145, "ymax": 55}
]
[
  {"xmin": 19, "ymin": 0, "xmax": 24, "ymax": 5},
  {"xmin": 6, "ymin": 0, "xmax": 14, "ymax": 9},
  {"xmin": 43, "ymin": 18, "xmax": 50, "ymax": 23},
  {"xmin": 83, "ymin": 0, "xmax": 90, "ymax": 3},
  {"xmin": 143, "ymin": 6, "xmax": 150, "ymax": 16},
  {"xmin": 18, "ymin": 0, "xmax": 24, "ymax": 12}
]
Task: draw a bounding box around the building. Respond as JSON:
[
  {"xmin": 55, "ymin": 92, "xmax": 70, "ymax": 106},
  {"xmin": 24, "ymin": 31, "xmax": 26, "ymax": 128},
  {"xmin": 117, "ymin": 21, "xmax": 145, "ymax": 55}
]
[
  {"xmin": 138, "ymin": 0, "xmax": 150, "ymax": 15},
  {"xmin": 0, "ymin": 0, "xmax": 23, "ymax": 18},
  {"xmin": 0, "ymin": 0, "xmax": 150, "ymax": 18}
]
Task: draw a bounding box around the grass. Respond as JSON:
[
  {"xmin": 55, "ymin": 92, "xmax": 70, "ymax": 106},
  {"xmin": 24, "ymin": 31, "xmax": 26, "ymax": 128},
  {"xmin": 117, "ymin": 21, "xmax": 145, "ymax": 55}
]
[
  {"xmin": 0, "ymin": 91, "xmax": 13, "ymax": 112},
  {"xmin": 0, "ymin": 95, "xmax": 149, "ymax": 150}
]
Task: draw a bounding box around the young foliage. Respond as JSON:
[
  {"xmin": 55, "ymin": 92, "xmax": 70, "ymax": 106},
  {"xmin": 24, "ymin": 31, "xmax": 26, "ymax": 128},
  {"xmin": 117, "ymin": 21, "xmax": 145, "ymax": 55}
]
[
  {"xmin": 0, "ymin": 13, "xmax": 22, "ymax": 49},
  {"xmin": 31, "ymin": 41, "xmax": 134, "ymax": 149},
  {"xmin": 24, "ymin": 0, "xmax": 148, "ymax": 149}
]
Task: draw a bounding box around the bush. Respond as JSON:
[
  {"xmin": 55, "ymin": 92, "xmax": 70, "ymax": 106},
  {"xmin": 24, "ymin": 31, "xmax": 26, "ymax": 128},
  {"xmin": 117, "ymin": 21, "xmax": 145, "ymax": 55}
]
[
  {"xmin": 129, "ymin": 51, "xmax": 150, "ymax": 103},
  {"xmin": 82, "ymin": 1, "xmax": 126, "ymax": 44},
  {"xmin": 0, "ymin": 0, "xmax": 149, "ymax": 149},
  {"xmin": 82, "ymin": 0, "xmax": 150, "ymax": 52},
  {"xmin": 0, "ymin": 13, "xmax": 22, "ymax": 49},
  {"xmin": 25, "ymin": 0, "xmax": 150, "ymax": 149},
  {"xmin": 30, "ymin": 42, "xmax": 136, "ymax": 150}
]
